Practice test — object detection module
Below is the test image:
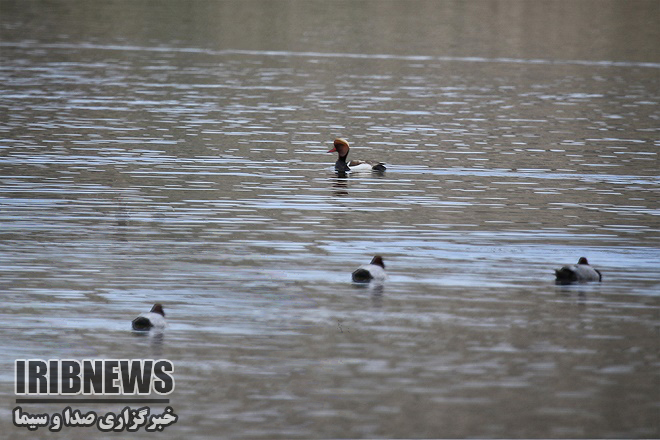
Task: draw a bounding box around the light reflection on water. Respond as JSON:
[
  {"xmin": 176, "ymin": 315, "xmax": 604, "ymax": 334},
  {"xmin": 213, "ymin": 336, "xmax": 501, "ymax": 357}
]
[{"xmin": 1, "ymin": 13, "xmax": 660, "ymax": 440}]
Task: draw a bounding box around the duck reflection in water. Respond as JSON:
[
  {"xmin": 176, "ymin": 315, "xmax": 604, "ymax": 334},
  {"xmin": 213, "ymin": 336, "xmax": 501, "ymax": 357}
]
[
  {"xmin": 331, "ymin": 176, "xmax": 349, "ymax": 196},
  {"xmin": 351, "ymin": 281, "xmax": 385, "ymax": 306}
]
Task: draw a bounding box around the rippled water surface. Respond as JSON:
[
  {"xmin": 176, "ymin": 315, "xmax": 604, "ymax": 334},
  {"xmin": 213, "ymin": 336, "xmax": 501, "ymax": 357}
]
[{"xmin": 1, "ymin": 1, "xmax": 659, "ymax": 438}]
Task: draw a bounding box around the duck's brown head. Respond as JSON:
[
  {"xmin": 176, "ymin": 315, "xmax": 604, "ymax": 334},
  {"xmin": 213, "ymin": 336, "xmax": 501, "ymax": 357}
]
[
  {"xmin": 370, "ymin": 255, "xmax": 385, "ymax": 268},
  {"xmin": 150, "ymin": 303, "xmax": 165, "ymax": 316},
  {"xmin": 328, "ymin": 138, "xmax": 350, "ymax": 157}
]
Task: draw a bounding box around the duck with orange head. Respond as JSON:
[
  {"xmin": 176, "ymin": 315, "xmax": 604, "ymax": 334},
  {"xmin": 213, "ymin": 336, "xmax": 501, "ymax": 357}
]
[{"xmin": 328, "ymin": 138, "xmax": 386, "ymax": 173}]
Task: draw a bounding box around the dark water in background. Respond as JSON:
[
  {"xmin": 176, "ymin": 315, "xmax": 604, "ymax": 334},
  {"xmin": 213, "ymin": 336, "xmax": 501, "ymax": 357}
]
[{"xmin": 1, "ymin": 1, "xmax": 659, "ymax": 438}]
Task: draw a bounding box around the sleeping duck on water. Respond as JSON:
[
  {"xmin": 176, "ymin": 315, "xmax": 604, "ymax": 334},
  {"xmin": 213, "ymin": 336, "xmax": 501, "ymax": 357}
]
[
  {"xmin": 132, "ymin": 303, "xmax": 167, "ymax": 331},
  {"xmin": 352, "ymin": 256, "xmax": 387, "ymax": 283},
  {"xmin": 555, "ymin": 257, "xmax": 602, "ymax": 285}
]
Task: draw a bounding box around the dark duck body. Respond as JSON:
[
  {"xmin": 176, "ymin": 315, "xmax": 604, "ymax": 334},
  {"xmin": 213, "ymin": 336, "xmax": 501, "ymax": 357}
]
[{"xmin": 555, "ymin": 257, "xmax": 602, "ymax": 285}]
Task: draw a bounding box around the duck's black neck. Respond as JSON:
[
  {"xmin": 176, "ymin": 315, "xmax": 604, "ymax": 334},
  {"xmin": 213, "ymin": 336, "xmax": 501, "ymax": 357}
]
[{"xmin": 335, "ymin": 154, "xmax": 350, "ymax": 172}]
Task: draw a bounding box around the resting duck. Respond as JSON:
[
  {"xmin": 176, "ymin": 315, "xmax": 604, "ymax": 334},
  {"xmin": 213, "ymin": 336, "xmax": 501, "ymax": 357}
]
[
  {"xmin": 555, "ymin": 257, "xmax": 602, "ymax": 284},
  {"xmin": 352, "ymin": 256, "xmax": 387, "ymax": 283},
  {"xmin": 132, "ymin": 304, "xmax": 167, "ymax": 331},
  {"xmin": 328, "ymin": 138, "xmax": 386, "ymax": 173}
]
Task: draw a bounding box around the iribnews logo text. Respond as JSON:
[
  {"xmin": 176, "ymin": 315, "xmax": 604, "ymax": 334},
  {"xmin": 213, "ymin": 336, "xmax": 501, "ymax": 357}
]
[{"xmin": 15, "ymin": 359, "xmax": 174, "ymax": 395}]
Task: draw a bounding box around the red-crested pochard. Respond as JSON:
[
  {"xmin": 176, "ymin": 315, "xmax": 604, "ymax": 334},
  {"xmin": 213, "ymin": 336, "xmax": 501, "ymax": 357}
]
[
  {"xmin": 328, "ymin": 138, "xmax": 386, "ymax": 173},
  {"xmin": 132, "ymin": 303, "xmax": 167, "ymax": 331},
  {"xmin": 352, "ymin": 256, "xmax": 387, "ymax": 283}
]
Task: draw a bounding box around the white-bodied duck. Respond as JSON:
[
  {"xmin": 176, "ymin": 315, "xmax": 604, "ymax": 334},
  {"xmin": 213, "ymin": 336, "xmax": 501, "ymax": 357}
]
[
  {"xmin": 132, "ymin": 303, "xmax": 167, "ymax": 331},
  {"xmin": 555, "ymin": 257, "xmax": 602, "ymax": 284},
  {"xmin": 328, "ymin": 138, "xmax": 386, "ymax": 173},
  {"xmin": 352, "ymin": 256, "xmax": 387, "ymax": 283}
]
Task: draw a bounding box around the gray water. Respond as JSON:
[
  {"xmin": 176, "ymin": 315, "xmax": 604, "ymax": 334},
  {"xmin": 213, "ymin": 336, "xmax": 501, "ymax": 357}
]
[{"xmin": 1, "ymin": 1, "xmax": 659, "ymax": 438}]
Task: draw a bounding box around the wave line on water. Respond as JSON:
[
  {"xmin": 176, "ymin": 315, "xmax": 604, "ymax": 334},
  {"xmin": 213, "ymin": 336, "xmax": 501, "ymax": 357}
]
[{"xmin": 2, "ymin": 42, "xmax": 659, "ymax": 69}]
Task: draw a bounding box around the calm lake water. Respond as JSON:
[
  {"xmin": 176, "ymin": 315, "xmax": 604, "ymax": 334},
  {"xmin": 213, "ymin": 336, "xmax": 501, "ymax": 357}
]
[{"xmin": 1, "ymin": 1, "xmax": 659, "ymax": 438}]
